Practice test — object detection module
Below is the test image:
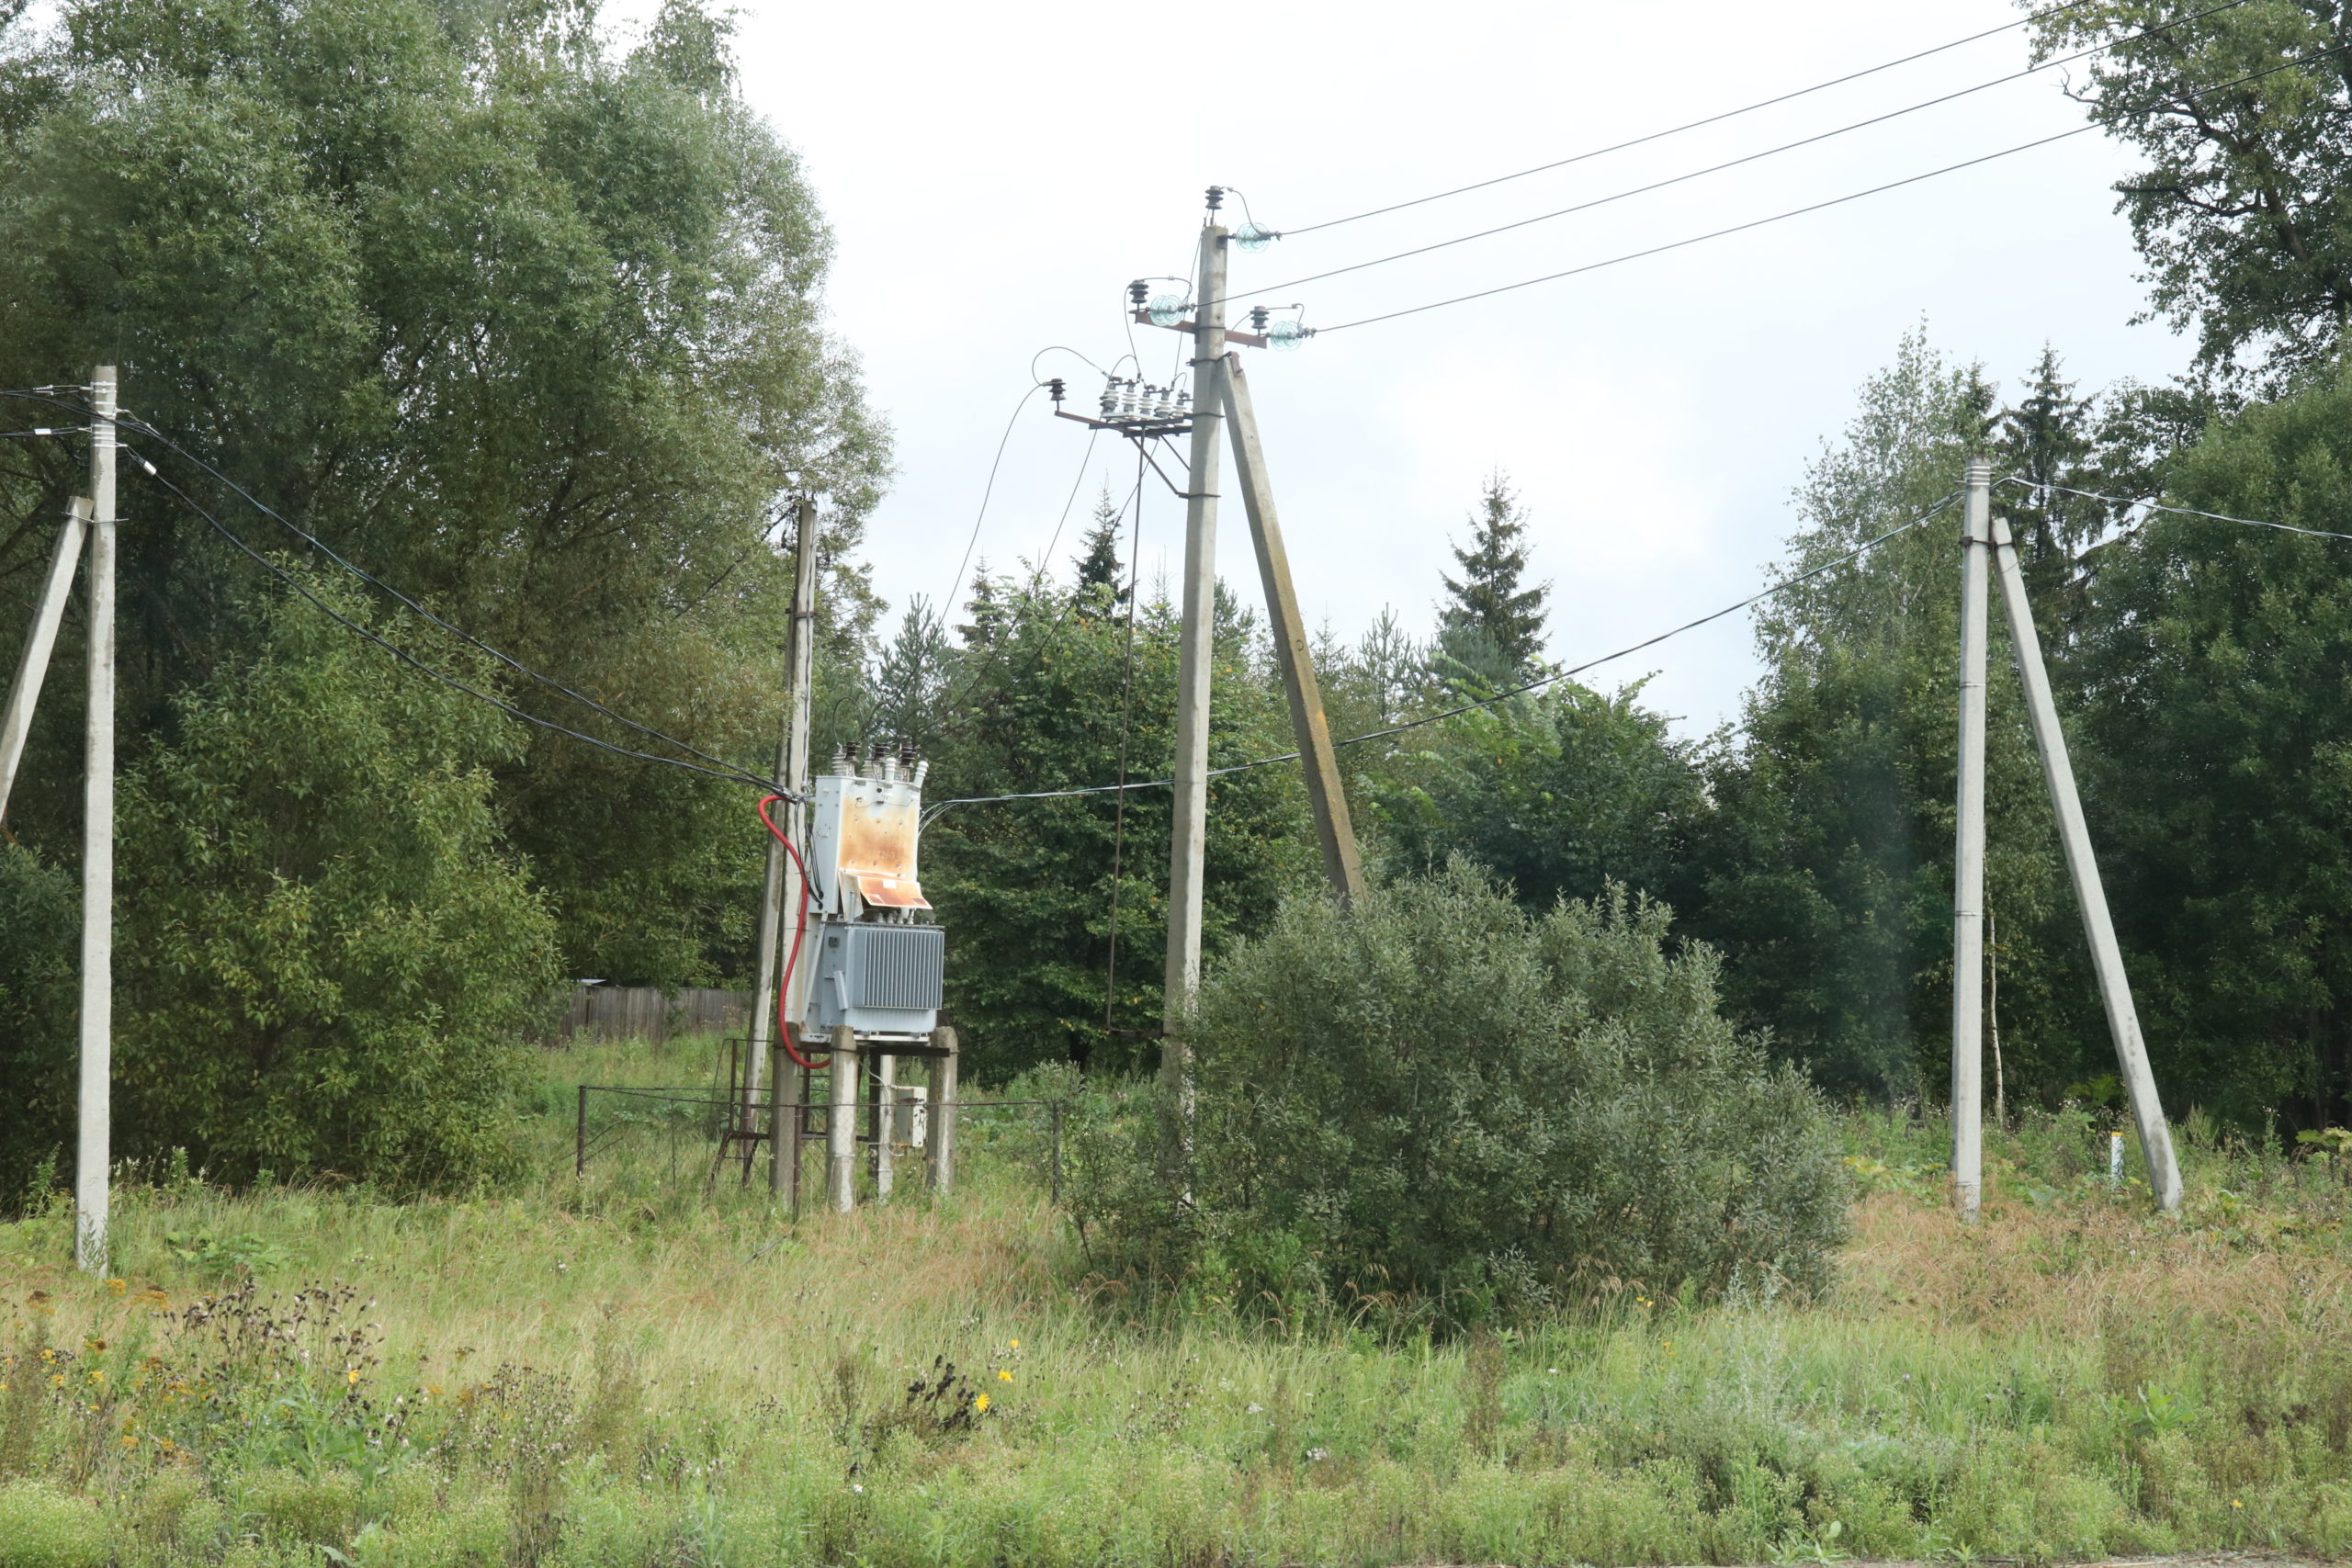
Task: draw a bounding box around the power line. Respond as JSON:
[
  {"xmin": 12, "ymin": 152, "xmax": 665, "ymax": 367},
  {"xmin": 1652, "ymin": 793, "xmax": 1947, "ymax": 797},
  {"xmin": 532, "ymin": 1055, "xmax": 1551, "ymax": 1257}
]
[
  {"xmin": 1219, "ymin": 0, "xmax": 2247, "ymax": 310},
  {"xmin": 944, "ymin": 382, "xmax": 1046, "ymax": 610},
  {"xmin": 1318, "ymin": 130, "xmax": 2091, "ymax": 333},
  {"xmin": 130, "ymin": 454, "xmax": 799, "ymax": 796},
  {"xmin": 1037, "ymin": 427, "xmax": 1102, "ymax": 573},
  {"xmin": 2007, "ymin": 477, "xmax": 2352, "ymax": 542},
  {"xmin": 52, "ymin": 400, "xmax": 787, "ymax": 791},
  {"xmin": 1312, "ymin": 45, "xmax": 2341, "ymax": 335},
  {"xmin": 922, "ymin": 492, "xmax": 1960, "ymax": 825},
  {"xmin": 1277, "ymin": 0, "xmax": 2113, "ymax": 238}
]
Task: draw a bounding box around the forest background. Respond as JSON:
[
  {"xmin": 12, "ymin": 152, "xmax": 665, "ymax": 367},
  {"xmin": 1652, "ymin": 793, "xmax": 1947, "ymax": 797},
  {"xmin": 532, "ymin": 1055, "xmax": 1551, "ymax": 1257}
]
[{"xmin": 2, "ymin": 0, "xmax": 2350, "ymax": 1197}]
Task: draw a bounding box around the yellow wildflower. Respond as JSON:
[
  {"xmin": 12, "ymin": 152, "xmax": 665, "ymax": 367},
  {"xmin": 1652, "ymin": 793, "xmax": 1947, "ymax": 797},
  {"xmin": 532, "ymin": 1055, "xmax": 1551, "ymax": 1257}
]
[
  {"xmin": 347, "ymin": 1369, "xmax": 360, "ymax": 1385},
  {"xmin": 998, "ymin": 1369, "xmax": 1013, "ymax": 1382},
  {"xmin": 974, "ymin": 1393, "xmax": 990, "ymax": 1415}
]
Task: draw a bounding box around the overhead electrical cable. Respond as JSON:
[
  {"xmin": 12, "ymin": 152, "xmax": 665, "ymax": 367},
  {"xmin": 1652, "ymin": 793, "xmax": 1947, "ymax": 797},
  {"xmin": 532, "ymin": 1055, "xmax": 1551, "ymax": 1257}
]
[
  {"xmin": 1217, "ymin": 0, "xmax": 2248, "ymax": 310},
  {"xmin": 2005, "ymin": 477, "xmax": 2352, "ymax": 542},
  {"xmin": 1036, "ymin": 427, "xmax": 1103, "ymax": 573},
  {"xmin": 1278, "ymin": 0, "xmax": 2115, "ymax": 237},
  {"xmin": 73, "ymin": 402, "xmax": 786, "ymax": 791},
  {"xmin": 130, "ymin": 453, "xmax": 798, "ymax": 796},
  {"xmin": 922, "ymin": 492, "xmax": 1961, "ymax": 824},
  {"xmin": 944, "ymin": 382, "xmax": 1045, "ymax": 610},
  {"xmin": 1313, "ymin": 46, "xmax": 2339, "ymax": 334}
]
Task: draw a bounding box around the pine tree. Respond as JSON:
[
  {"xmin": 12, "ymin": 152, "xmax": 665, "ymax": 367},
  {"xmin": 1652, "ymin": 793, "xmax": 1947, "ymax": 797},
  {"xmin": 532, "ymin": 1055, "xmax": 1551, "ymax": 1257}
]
[
  {"xmin": 1437, "ymin": 473, "xmax": 1549, "ymax": 679},
  {"xmin": 1072, "ymin": 488, "xmax": 1128, "ymax": 607}
]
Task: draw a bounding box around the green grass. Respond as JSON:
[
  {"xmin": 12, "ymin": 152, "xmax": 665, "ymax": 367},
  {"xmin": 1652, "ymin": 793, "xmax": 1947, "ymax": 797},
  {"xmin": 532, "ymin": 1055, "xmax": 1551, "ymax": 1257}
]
[{"xmin": 6, "ymin": 1040, "xmax": 2352, "ymax": 1566}]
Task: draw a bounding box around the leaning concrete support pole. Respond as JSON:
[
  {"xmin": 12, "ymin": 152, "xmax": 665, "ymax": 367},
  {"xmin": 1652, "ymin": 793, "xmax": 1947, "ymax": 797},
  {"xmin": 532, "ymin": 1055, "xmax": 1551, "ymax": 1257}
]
[
  {"xmin": 1989, "ymin": 513, "xmax": 2183, "ymax": 1213},
  {"xmin": 827, "ymin": 1029, "xmax": 859, "ymax": 1214},
  {"xmin": 1951, "ymin": 457, "xmax": 1990, "ymax": 1223},
  {"xmin": 0, "ymin": 498, "xmax": 91, "ymax": 825},
  {"xmin": 1221, "ymin": 353, "xmax": 1365, "ymax": 905}
]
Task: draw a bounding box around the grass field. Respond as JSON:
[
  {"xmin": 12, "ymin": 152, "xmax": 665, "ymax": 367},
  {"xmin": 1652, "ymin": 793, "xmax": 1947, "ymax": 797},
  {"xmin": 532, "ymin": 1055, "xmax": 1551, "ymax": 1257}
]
[{"xmin": 6, "ymin": 1036, "xmax": 2352, "ymax": 1567}]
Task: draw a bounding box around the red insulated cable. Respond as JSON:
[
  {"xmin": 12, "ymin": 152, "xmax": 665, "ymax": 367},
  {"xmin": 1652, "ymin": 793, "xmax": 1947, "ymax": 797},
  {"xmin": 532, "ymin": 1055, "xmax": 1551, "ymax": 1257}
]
[{"xmin": 756, "ymin": 794, "xmax": 831, "ymax": 1070}]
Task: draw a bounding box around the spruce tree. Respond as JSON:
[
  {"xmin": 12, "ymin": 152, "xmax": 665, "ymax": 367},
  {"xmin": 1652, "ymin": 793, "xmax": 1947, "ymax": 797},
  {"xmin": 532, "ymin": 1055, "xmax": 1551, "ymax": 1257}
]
[
  {"xmin": 1072, "ymin": 488, "xmax": 1128, "ymax": 606},
  {"xmin": 1437, "ymin": 473, "xmax": 1549, "ymax": 680},
  {"xmin": 957, "ymin": 562, "xmax": 1005, "ymax": 648},
  {"xmin": 1996, "ymin": 346, "xmax": 2103, "ymax": 624},
  {"xmin": 870, "ymin": 597, "xmax": 954, "ymax": 756}
]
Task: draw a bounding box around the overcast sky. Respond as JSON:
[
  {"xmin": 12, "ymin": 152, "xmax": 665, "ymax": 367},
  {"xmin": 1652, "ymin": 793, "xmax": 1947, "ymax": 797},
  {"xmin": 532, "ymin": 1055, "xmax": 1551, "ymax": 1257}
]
[{"xmin": 689, "ymin": 0, "xmax": 2188, "ymax": 735}]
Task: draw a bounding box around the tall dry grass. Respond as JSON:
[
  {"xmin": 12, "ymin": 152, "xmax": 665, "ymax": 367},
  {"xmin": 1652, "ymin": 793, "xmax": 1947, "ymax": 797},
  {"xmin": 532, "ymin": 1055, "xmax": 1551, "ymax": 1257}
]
[{"xmin": 6, "ymin": 1045, "xmax": 2352, "ymax": 1566}]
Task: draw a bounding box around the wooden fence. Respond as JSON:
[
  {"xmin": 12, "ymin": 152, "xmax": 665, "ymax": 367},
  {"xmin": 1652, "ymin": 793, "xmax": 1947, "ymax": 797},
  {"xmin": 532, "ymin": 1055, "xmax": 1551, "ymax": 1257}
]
[{"xmin": 554, "ymin": 985, "xmax": 749, "ymax": 1044}]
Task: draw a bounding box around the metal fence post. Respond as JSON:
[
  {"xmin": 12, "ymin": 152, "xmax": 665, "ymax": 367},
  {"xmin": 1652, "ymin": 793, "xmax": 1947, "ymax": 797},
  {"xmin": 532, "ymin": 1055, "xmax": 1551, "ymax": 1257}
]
[
  {"xmin": 1050, "ymin": 1101, "xmax": 1063, "ymax": 1207},
  {"xmin": 576, "ymin": 1084, "xmax": 587, "ymax": 1179}
]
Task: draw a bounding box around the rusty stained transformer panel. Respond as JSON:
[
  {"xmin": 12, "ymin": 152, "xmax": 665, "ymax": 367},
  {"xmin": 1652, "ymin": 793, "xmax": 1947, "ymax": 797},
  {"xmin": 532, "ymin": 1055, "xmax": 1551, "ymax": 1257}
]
[{"xmin": 809, "ymin": 773, "xmax": 930, "ymax": 917}]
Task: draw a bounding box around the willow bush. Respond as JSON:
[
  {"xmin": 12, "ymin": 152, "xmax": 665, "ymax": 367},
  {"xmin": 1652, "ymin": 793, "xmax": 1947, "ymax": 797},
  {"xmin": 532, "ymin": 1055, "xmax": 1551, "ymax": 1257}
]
[{"xmin": 1070, "ymin": 861, "xmax": 1849, "ymax": 1326}]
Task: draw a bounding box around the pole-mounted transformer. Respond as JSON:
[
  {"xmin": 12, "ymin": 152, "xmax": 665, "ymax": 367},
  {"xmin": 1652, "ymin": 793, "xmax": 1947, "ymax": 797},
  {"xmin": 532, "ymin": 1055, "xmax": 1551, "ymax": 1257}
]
[
  {"xmin": 804, "ymin": 740, "xmax": 944, "ymax": 1035},
  {"xmin": 797, "ymin": 739, "xmax": 956, "ymax": 1213}
]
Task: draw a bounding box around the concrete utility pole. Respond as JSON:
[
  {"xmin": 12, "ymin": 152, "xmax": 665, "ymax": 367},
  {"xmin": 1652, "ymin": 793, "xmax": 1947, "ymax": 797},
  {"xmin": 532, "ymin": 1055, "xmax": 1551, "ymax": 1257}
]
[
  {"xmin": 1221, "ymin": 354, "xmax": 1365, "ymax": 904},
  {"xmin": 765, "ymin": 496, "xmax": 820, "ymax": 1204},
  {"xmin": 925, "ymin": 1025, "xmax": 957, "ymax": 1193},
  {"xmin": 826, "ymin": 1025, "xmax": 859, "ymax": 1213},
  {"xmin": 1162, "ymin": 208, "xmax": 1227, "ymax": 1081},
  {"xmin": 1990, "ymin": 513, "xmax": 2183, "ymax": 1213},
  {"xmin": 78, "ymin": 367, "xmax": 117, "ymax": 1275},
  {"xmin": 1950, "ymin": 456, "xmax": 1990, "ymax": 1222},
  {"xmin": 0, "ymin": 498, "xmax": 92, "ymax": 824}
]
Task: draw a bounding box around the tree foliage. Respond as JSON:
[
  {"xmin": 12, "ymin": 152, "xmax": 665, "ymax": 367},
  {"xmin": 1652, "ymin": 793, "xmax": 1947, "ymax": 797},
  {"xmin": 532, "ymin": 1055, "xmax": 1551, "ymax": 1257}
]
[
  {"xmin": 1374, "ymin": 680, "xmax": 1709, "ymax": 916},
  {"xmin": 0, "ymin": 0, "xmax": 886, "ymax": 987},
  {"xmin": 920, "ymin": 570, "xmax": 1311, "ymax": 1080},
  {"xmin": 1695, "ymin": 333, "xmax": 2099, "ymax": 1102},
  {"xmin": 1437, "ymin": 472, "xmax": 1549, "ymax": 682},
  {"xmin": 113, "ymin": 576, "xmax": 560, "ymax": 1189},
  {"xmin": 2073, "ymin": 365, "xmax": 2352, "ymax": 1129},
  {"xmin": 2031, "ymin": 0, "xmax": 2352, "ymax": 383},
  {"xmin": 0, "ymin": 845, "xmax": 79, "ymax": 1203}
]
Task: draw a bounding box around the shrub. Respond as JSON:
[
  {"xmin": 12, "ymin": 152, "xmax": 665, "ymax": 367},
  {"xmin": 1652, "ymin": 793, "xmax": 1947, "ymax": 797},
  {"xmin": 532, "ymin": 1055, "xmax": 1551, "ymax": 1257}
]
[
  {"xmin": 0, "ymin": 1481, "xmax": 108, "ymax": 1568},
  {"xmin": 0, "ymin": 847, "xmax": 76, "ymax": 1208},
  {"xmin": 1070, "ymin": 860, "xmax": 1849, "ymax": 1325},
  {"xmin": 112, "ymin": 574, "xmax": 561, "ymax": 1189}
]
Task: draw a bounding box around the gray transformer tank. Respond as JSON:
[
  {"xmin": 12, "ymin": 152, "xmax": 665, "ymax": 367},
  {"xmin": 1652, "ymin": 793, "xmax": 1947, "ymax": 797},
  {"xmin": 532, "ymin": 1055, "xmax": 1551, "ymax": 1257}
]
[
  {"xmin": 795, "ymin": 747, "xmax": 944, "ymax": 1039},
  {"xmin": 806, "ymin": 922, "xmax": 944, "ymax": 1035}
]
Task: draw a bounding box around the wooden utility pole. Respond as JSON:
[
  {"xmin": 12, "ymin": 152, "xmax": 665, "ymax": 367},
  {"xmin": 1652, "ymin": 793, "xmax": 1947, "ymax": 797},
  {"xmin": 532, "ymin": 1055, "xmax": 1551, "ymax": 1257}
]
[
  {"xmin": 1950, "ymin": 455, "xmax": 1990, "ymax": 1222},
  {"xmin": 1163, "ymin": 209, "xmax": 1227, "ymax": 1079},
  {"xmin": 764, "ymin": 497, "xmax": 820, "ymax": 1206},
  {"xmin": 77, "ymin": 367, "xmax": 117, "ymax": 1274},
  {"xmin": 1989, "ymin": 513, "xmax": 2183, "ymax": 1212},
  {"xmin": 1221, "ymin": 353, "xmax": 1364, "ymax": 904}
]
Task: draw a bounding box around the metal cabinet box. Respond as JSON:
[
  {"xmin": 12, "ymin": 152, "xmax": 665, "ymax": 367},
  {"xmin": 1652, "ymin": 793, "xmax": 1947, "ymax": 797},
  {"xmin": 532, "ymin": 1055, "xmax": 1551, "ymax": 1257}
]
[{"xmin": 806, "ymin": 921, "xmax": 944, "ymax": 1035}]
